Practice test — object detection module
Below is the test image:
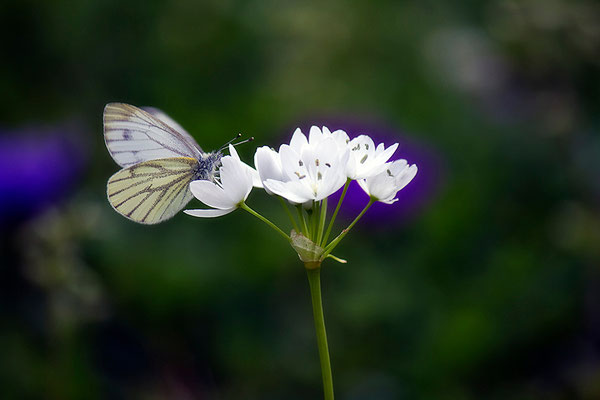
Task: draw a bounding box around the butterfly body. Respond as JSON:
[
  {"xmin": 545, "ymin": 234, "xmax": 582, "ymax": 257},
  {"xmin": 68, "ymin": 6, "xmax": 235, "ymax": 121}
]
[
  {"xmin": 104, "ymin": 103, "xmax": 221, "ymax": 224},
  {"xmin": 195, "ymin": 152, "xmax": 222, "ymax": 181}
]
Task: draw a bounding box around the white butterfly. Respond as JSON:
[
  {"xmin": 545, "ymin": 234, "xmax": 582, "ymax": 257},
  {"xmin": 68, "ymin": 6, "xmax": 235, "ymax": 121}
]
[{"xmin": 104, "ymin": 103, "xmax": 222, "ymax": 224}]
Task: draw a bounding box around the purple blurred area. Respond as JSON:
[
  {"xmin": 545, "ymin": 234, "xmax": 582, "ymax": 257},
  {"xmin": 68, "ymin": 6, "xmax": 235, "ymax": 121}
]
[{"xmin": 0, "ymin": 124, "xmax": 87, "ymax": 227}]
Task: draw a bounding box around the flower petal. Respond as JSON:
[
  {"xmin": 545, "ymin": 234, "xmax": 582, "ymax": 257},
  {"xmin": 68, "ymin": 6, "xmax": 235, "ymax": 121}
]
[
  {"xmin": 184, "ymin": 208, "xmax": 236, "ymax": 218},
  {"xmin": 289, "ymin": 128, "xmax": 308, "ymax": 152},
  {"xmin": 263, "ymin": 179, "xmax": 313, "ymax": 204},
  {"xmin": 357, "ymin": 178, "xmax": 370, "ymax": 196},
  {"xmin": 308, "ymin": 126, "xmax": 323, "ymax": 145},
  {"xmin": 279, "ymin": 145, "xmax": 305, "ymax": 181},
  {"xmin": 219, "ymin": 156, "xmax": 252, "ymax": 204},
  {"xmin": 189, "ymin": 180, "xmax": 233, "ymax": 209},
  {"xmin": 254, "ymin": 146, "xmax": 283, "ymax": 191},
  {"xmin": 378, "ymin": 143, "xmax": 398, "ymax": 163},
  {"xmin": 228, "ymin": 144, "xmax": 262, "ymax": 188}
]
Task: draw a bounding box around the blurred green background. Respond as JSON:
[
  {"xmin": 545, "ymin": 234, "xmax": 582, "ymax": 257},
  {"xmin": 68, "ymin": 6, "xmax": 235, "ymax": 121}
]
[{"xmin": 1, "ymin": 0, "xmax": 600, "ymax": 399}]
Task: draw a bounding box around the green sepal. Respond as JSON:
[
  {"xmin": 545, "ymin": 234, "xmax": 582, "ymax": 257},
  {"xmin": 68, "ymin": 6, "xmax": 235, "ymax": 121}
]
[{"xmin": 290, "ymin": 230, "xmax": 324, "ymax": 266}]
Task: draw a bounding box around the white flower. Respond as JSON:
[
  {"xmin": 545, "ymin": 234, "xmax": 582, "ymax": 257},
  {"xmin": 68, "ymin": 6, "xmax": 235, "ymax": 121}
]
[
  {"xmin": 257, "ymin": 127, "xmax": 349, "ymax": 204},
  {"xmin": 346, "ymin": 135, "xmax": 398, "ymax": 180},
  {"xmin": 185, "ymin": 145, "xmax": 254, "ymax": 218},
  {"xmin": 254, "ymin": 146, "xmax": 283, "ymax": 195},
  {"xmin": 357, "ymin": 159, "xmax": 417, "ymax": 204}
]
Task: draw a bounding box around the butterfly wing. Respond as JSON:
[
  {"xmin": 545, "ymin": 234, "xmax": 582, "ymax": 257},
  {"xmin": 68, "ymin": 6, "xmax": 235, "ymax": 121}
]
[
  {"xmin": 107, "ymin": 157, "xmax": 199, "ymax": 224},
  {"xmin": 104, "ymin": 103, "xmax": 202, "ymax": 168},
  {"xmin": 141, "ymin": 106, "xmax": 200, "ymax": 151}
]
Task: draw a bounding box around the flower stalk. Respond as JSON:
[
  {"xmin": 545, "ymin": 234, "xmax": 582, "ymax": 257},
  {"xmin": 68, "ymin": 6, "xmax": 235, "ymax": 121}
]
[
  {"xmin": 240, "ymin": 203, "xmax": 290, "ymax": 241},
  {"xmin": 306, "ymin": 267, "xmax": 334, "ymax": 400},
  {"xmin": 321, "ymin": 198, "xmax": 375, "ymax": 259},
  {"xmin": 322, "ymin": 179, "xmax": 350, "ymax": 245}
]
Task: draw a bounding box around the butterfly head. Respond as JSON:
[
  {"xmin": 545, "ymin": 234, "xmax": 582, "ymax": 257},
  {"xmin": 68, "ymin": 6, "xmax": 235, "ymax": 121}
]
[
  {"xmin": 195, "ymin": 152, "xmax": 223, "ymax": 182},
  {"xmin": 195, "ymin": 134, "xmax": 254, "ymax": 182}
]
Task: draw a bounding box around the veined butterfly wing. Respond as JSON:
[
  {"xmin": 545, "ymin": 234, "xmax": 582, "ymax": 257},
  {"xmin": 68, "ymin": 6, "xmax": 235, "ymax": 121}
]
[
  {"xmin": 141, "ymin": 106, "xmax": 200, "ymax": 150},
  {"xmin": 107, "ymin": 157, "xmax": 199, "ymax": 224},
  {"xmin": 104, "ymin": 103, "xmax": 202, "ymax": 168}
]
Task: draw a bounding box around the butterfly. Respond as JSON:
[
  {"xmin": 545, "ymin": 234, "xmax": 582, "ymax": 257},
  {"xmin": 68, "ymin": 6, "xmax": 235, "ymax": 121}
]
[{"xmin": 104, "ymin": 103, "xmax": 222, "ymax": 224}]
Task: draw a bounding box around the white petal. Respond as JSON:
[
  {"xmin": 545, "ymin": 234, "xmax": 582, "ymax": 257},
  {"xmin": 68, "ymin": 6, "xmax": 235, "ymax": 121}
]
[
  {"xmin": 378, "ymin": 143, "xmax": 398, "ymax": 162},
  {"xmin": 346, "ymin": 158, "xmax": 358, "ymax": 179},
  {"xmin": 357, "ymin": 178, "xmax": 370, "ymax": 196},
  {"xmin": 302, "ymin": 145, "xmax": 319, "ymax": 181},
  {"xmin": 254, "ymin": 146, "xmax": 283, "ymax": 190},
  {"xmin": 190, "ymin": 180, "xmax": 233, "ymax": 209},
  {"xmin": 249, "ymin": 167, "xmax": 263, "ymax": 188},
  {"xmin": 388, "ymin": 159, "xmax": 408, "ymax": 174},
  {"xmin": 380, "ymin": 197, "xmax": 399, "ymax": 205},
  {"xmin": 330, "ymin": 129, "xmax": 349, "ymax": 146},
  {"xmin": 184, "ymin": 208, "xmax": 236, "ymax": 218},
  {"xmin": 369, "ymin": 173, "xmax": 396, "ymax": 201},
  {"xmin": 316, "ymin": 171, "xmax": 346, "ymax": 201},
  {"xmin": 228, "ymin": 143, "xmax": 240, "ymax": 160},
  {"xmin": 219, "ymin": 156, "xmax": 252, "ymax": 203},
  {"xmin": 228, "ymin": 144, "xmax": 262, "ymax": 188},
  {"xmin": 395, "ymin": 164, "xmax": 418, "ymax": 190},
  {"xmin": 289, "ymin": 128, "xmax": 308, "ymax": 151},
  {"xmin": 308, "ymin": 126, "xmax": 323, "ymax": 145},
  {"xmin": 279, "ymin": 145, "xmax": 304, "ymax": 181},
  {"xmin": 263, "ymin": 179, "xmax": 313, "ymax": 204}
]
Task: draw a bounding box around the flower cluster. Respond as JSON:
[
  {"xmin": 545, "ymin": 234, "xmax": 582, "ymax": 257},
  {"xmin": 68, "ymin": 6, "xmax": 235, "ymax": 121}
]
[{"xmin": 186, "ymin": 126, "xmax": 417, "ymax": 265}]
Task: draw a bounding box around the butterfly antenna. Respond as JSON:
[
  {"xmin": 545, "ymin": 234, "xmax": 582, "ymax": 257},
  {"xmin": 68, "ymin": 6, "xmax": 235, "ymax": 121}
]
[
  {"xmin": 232, "ymin": 137, "xmax": 254, "ymax": 147},
  {"xmin": 218, "ymin": 133, "xmax": 242, "ymax": 152}
]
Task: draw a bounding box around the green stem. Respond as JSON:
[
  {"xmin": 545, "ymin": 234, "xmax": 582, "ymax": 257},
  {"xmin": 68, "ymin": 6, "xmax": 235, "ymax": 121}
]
[
  {"xmin": 316, "ymin": 198, "xmax": 327, "ymax": 246},
  {"xmin": 321, "ymin": 198, "xmax": 375, "ymax": 258},
  {"xmin": 240, "ymin": 203, "xmax": 290, "ymax": 241},
  {"xmin": 311, "ymin": 201, "xmax": 319, "ymax": 241},
  {"xmin": 278, "ymin": 197, "xmax": 299, "ymax": 233},
  {"xmin": 306, "ymin": 268, "xmax": 334, "ymax": 400},
  {"xmin": 322, "ymin": 179, "xmax": 350, "ymax": 246},
  {"xmin": 297, "ymin": 205, "xmax": 310, "ymax": 237}
]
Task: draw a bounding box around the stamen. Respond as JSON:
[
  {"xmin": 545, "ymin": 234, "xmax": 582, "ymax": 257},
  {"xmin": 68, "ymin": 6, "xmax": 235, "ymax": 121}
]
[
  {"xmin": 325, "ymin": 163, "xmax": 331, "ymax": 168},
  {"xmin": 315, "ymin": 159, "xmax": 320, "ymax": 166},
  {"xmin": 352, "ymin": 144, "xmax": 360, "ymax": 151},
  {"xmin": 386, "ymin": 169, "xmax": 393, "ymax": 177},
  {"xmin": 360, "ymin": 154, "xmax": 368, "ymax": 164},
  {"xmin": 295, "ymin": 172, "xmax": 306, "ymax": 179},
  {"xmin": 365, "ymin": 143, "xmax": 369, "ymax": 150},
  {"xmin": 299, "ymin": 160, "xmax": 304, "ymax": 167},
  {"xmin": 317, "ymin": 172, "xmax": 323, "ymax": 180}
]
